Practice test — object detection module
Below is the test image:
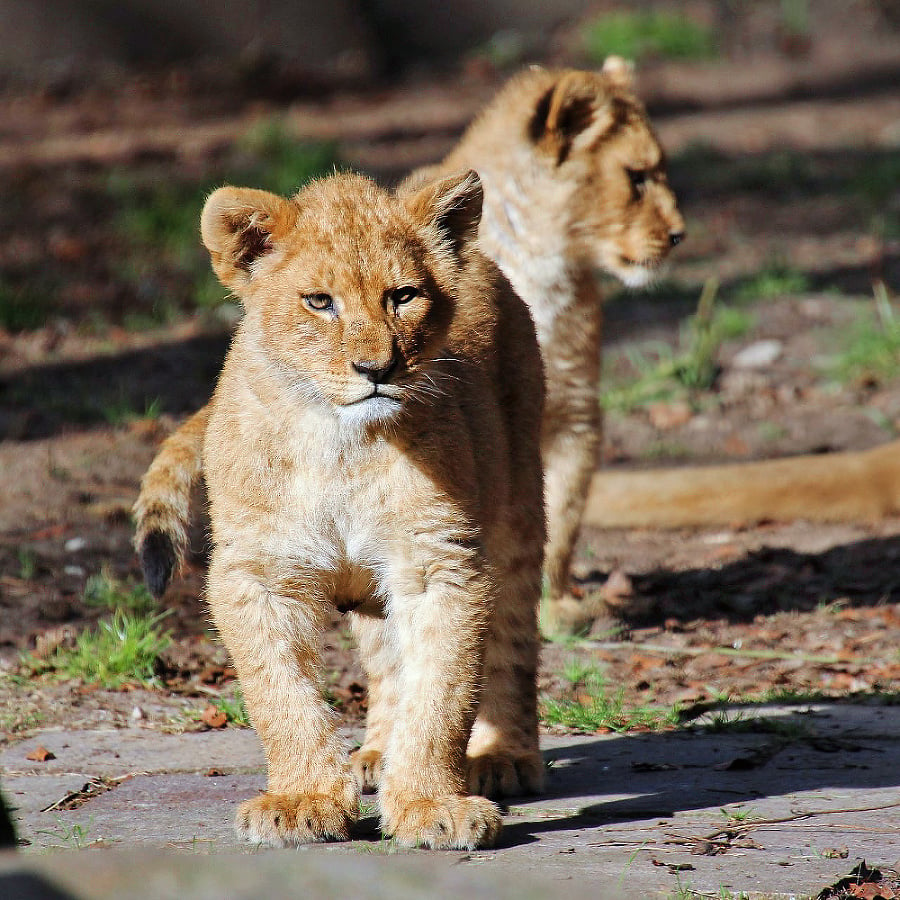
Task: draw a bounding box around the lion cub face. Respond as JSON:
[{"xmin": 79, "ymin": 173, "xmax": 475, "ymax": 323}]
[
  {"xmin": 201, "ymin": 172, "xmax": 482, "ymax": 426},
  {"xmin": 533, "ymin": 61, "xmax": 684, "ymax": 287}
]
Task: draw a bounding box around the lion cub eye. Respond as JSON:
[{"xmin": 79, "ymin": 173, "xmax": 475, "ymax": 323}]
[
  {"xmin": 627, "ymin": 168, "xmax": 647, "ymax": 191},
  {"xmin": 304, "ymin": 293, "xmax": 334, "ymax": 312},
  {"xmin": 388, "ymin": 286, "xmax": 418, "ymax": 310}
]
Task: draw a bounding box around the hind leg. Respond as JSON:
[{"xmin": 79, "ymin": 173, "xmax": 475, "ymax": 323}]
[
  {"xmin": 467, "ymin": 532, "xmax": 544, "ymax": 798},
  {"xmin": 348, "ymin": 612, "xmax": 400, "ymax": 793}
]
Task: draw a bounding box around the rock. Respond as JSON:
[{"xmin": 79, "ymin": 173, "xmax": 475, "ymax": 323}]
[{"xmin": 732, "ymin": 339, "xmax": 783, "ymax": 369}]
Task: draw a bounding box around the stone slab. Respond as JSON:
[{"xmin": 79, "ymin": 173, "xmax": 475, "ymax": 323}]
[{"xmin": 2, "ymin": 703, "xmax": 898, "ymax": 898}]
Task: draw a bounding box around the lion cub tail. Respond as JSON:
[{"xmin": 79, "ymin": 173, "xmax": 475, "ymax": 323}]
[
  {"xmin": 133, "ymin": 405, "xmax": 209, "ymax": 597},
  {"xmin": 582, "ymin": 440, "xmax": 900, "ymax": 530}
]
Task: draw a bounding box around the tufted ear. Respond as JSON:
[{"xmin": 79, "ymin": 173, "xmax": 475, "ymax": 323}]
[
  {"xmin": 200, "ymin": 187, "xmax": 295, "ymax": 296},
  {"xmin": 404, "ymin": 169, "xmax": 483, "ymax": 255},
  {"xmin": 529, "ymin": 70, "xmax": 620, "ymax": 163}
]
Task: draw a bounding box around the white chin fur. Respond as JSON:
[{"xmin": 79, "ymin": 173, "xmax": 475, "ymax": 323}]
[
  {"xmin": 337, "ymin": 395, "xmax": 402, "ymax": 427},
  {"xmin": 618, "ymin": 263, "xmax": 658, "ymax": 289}
]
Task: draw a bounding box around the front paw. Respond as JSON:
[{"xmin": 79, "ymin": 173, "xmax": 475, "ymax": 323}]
[
  {"xmin": 236, "ymin": 791, "xmax": 358, "ymax": 846},
  {"xmin": 382, "ymin": 794, "xmax": 502, "ymax": 850},
  {"xmin": 467, "ymin": 749, "xmax": 544, "ymax": 798},
  {"xmin": 350, "ymin": 746, "xmax": 384, "ymax": 794}
]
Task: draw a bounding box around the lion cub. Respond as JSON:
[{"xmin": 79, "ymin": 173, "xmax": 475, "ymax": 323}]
[{"xmin": 198, "ymin": 170, "xmax": 544, "ymax": 849}]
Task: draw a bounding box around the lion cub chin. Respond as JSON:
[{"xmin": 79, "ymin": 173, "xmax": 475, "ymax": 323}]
[{"xmin": 200, "ymin": 170, "xmax": 545, "ymax": 850}]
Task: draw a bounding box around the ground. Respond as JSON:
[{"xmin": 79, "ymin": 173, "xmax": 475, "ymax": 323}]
[{"xmin": 0, "ymin": 3, "xmax": 898, "ymax": 896}]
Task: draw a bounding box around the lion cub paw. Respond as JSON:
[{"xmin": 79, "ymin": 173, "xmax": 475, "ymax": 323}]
[
  {"xmin": 350, "ymin": 746, "xmax": 384, "ymax": 794},
  {"xmin": 467, "ymin": 749, "xmax": 544, "ymax": 798},
  {"xmin": 540, "ymin": 593, "xmax": 609, "ymax": 638},
  {"xmin": 384, "ymin": 794, "xmax": 502, "ymax": 850},
  {"xmin": 236, "ymin": 792, "xmax": 358, "ymax": 847}
]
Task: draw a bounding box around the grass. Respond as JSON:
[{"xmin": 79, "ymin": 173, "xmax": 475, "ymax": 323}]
[
  {"xmin": 689, "ymin": 708, "xmax": 813, "ymax": 740},
  {"xmin": 208, "ymin": 686, "xmax": 251, "ymax": 727},
  {"xmin": 603, "ymin": 278, "xmax": 754, "ymax": 413},
  {"xmin": 83, "ymin": 568, "xmax": 157, "ymax": 614},
  {"xmin": 110, "ymin": 120, "xmax": 338, "ymax": 326},
  {"xmin": 26, "ymin": 608, "xmax": 172, "ymax": 688},
  {"xmin": 100, "ymin": 393, "xmax": 163, "ymax": 426},
  {"xmin": 582, "ymin": 11, "xmax": 716, "ymax": 64},
  {"xmin": 17, "ymin": 548, "xmax": 37, "ymax": 580},
  {"xmin": 35, "ymin": 817, "xmax": 95, "ymax": 850},
  {"xmin": 540, "ymin": 659, "xmax": 679, "ymax": 733},
  {"xmin": 24, "ymin": 573, "xmax": 171, "ymax": 688},
  {"xmin": 720, "ymin": 805, "xmax": 760, "ymax": 824},
  {"xmin": 0, "ymin": 278, "xmax": 55, "ymax": 332},
  {"xmin": 829, "ymin": 282, "xmax": 900, "ymax": 385},
  {"xmin": 732, "ymin": 260, "xmax": 810, "ymax": 301}
]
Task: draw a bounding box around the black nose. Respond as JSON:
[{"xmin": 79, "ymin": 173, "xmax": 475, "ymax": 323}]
[
  {"xmin": 669, "ymin": 231, "xmax": 685, "ymax": 248},
  {"xmin": 353, "ymin": 356, "xmax": 397, "ymax": 384}
]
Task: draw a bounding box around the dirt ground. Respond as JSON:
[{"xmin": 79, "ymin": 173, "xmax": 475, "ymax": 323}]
[{"xmin": 0, "ymin": 0, "xmax": 898, "ymax": 824}]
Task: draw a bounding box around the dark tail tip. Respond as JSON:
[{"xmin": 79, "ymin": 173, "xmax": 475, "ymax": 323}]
[{"xmin": 139, "ymin": 530, "xmax": 177, "ymax": 599}]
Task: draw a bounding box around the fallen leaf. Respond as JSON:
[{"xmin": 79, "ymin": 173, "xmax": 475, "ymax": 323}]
[
  {"xmin": 648, "ymin": 401, "xmax": 692, "ymax": 431},
  {"xmin": 200, "ymin": 705, "xmax": 228, "ymax": 729},
  {"xmin": 26, "ymin": 745, "xmax": 55, "ymax": 762}
]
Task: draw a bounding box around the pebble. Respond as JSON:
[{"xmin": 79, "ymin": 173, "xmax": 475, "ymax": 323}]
[{"xmin": 732, "ymin": 339, "xmax": 783, "ymax": 369}]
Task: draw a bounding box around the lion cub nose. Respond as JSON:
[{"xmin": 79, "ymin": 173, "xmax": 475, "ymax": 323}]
[{"xmin": 352, "ymin": 356, "xmax": 398, "ymax": 384}]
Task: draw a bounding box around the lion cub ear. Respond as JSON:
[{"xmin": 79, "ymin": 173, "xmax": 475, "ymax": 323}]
[
  {"xmin": 602, "ymin": 55, "xmax": 635, "ymax": 90},
  {"xmin": 201, "ymin": 187, "xmax": 294, "ymax": 295},
  {"xmin": 530, "ymin": 70, "xmax": 619, "ymax": 163},
  {"xmin": 404, "ymin": 169, "xmax": 483, "ymax": 255}
]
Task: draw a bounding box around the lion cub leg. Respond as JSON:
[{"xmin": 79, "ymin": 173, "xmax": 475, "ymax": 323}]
[
  {"xmin": 466, "ymin": 541, "xmax": 544, "ymax": 798},
  {"xmin": 374, "ymin": 566, "xmax": 502, "ymax": 850},
  {"xmin": 347, "ymin": 612, "xmax": 400, "ymax": 793},
  {"xmin": 207, "ymin": 565, "xmax": 359, "ymax": 847},
  {"xmin": 541, "ymin": 422, "xmax": 606, "ymax": 635}
]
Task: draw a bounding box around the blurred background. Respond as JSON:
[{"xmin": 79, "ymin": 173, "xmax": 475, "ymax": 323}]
[{"xmin": 0, "ymin": 0, "xmax": 898, "ymax": 760}]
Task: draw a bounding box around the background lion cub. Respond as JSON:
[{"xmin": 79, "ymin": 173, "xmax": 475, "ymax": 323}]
[{"xmin": 199, "ymin": 170, "xmax": 545, "ymax": 849}]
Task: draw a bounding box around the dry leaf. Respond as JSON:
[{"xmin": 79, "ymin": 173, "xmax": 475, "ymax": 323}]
[
  {"xmin": 26, "ymin": 744, "xmax": 55, "ymax": 762},
  {"xmin": 201, "ymin": 705, "xmax": 228, "ymax": 728}
]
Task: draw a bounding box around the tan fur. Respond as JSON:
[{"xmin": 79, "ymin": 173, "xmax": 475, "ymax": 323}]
[
  {"xmin": 583, "ymin": 440, "xmax": 900, "ymax": 529},
  {"xmin": 133, "ymin": 62, "xmax": 683, "ymax": 637},
  {"xmin": 197, "ymin": 170, "xmax": 545, "ymax": 849}
]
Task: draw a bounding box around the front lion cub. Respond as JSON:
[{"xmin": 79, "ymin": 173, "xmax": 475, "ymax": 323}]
[{"xmin": 199, "ymin": 170, "xmax": 545, "ymax": 850}]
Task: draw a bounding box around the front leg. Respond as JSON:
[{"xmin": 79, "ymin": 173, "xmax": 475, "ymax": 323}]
[
  {"xmin": 378, "ymin": 558, "xmax": 502, "ymax": 850},
  {"xmin": 207, "ymin": 563, "xmax": 359, "ymax": 846}
]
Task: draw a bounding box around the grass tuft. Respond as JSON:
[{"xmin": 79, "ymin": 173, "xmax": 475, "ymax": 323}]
[
  {"xmin": 25, "ymin": 608, "xmax": 172, "ymax": 689},
  {"xmin": 83, "ymin": 568, "xmax": 157, "ymax": 614},
  {"xmin": 541, "ymin": 659, "xmax": 678, "ymax": 733},
  {"xmin": 603, "ymin": 278, "xmax": 754, "ymax": 413},
  {"xmin": 829, "ymin": 282, "xmax": 900, "ymax": 385},
  {"xmin": 39, "ymin": 570, "xmax": 173, "ymax": 688}
]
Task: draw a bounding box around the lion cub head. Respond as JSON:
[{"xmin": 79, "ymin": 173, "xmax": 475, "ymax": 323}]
[
  {"xmin": 201, "ymin": 170, "xmax": 483, "ymax": 426},
  {"xmin": 530, "ymin": 58, "xmax": 685, "ymax": 287}
]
